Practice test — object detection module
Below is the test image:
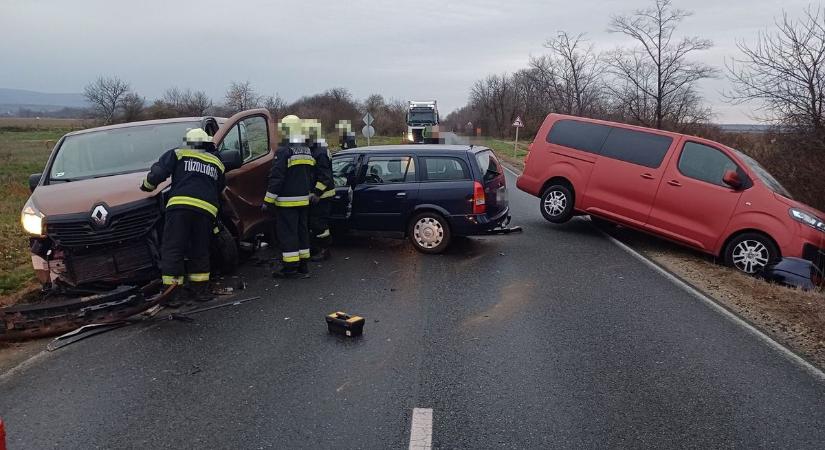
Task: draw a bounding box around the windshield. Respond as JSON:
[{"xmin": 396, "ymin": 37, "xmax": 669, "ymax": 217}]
[
  {"xmin": 49, "ymin": 121, "xmax": 200, "ymax": 181},
  {"xmin": 733, "ymin": 149, "xmax": 793, "ymax": 199},
  {"xmin": 409, "ymin": 109, "xmax": 436, "ymax": 124}
]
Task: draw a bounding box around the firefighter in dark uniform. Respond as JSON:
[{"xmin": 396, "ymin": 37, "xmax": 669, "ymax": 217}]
[
  {"xmin": 263, "ymin": 115, "xmax": 315, "ymax": 278},
  {"xmin": 336, "ymin": 119, "xmax": 357, "ymax": 149},
  {"xmin": 141, "ymin": 128, "xmax": 224, "ymax": 305},
  {"xmin": 304, "ymin": 119, "xmax": 335, "ymax": 261}
]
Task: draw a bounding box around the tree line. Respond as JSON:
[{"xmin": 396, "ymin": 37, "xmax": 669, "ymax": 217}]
[
  {"xmin": 443, "ymin": 0, "xmax": 825, "ymax": 150},
  {"xmin": 83, "ymin": 79, "xmax": 409, "ymax": 135}
]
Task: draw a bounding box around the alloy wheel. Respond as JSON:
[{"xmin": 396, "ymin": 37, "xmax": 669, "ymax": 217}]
[
  {"xmin": 543, "ymin": 190, "xmax": 567, "ymax": 217},
  {"xmin": 732, "ymin": 239, "xmax": 770, "ymax": 273}
]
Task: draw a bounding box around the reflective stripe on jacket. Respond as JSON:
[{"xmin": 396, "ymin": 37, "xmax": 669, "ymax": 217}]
[
  {"xmin": 266, "ymin": 144, "xmax": 315, "ymax": 208},
  {"xmin": 144, "ymin": 147, "xmax": 225, "ymax": 217}
]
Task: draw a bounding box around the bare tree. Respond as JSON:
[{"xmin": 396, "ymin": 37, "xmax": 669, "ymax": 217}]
[
  {"xmin": 726, "ymin": 7, "xmax": 825, "ymax": 142},
  {"xmin": 224, "ymin": 81, "xmax": 260, "ymax": 113},
  {"xmin": 262, "ymin": 94, "xmax": 287, "ymax": 119},
  {"xmin": 607, "ymin": 0, "xmax": 717, "ymax": 129},
  {"xmin": 83, "ymin": 76, "xmax": 131, "ymax": 124},
  {"xmin": 119, "ymin": 93, "xmax": 145, "ymax": 122},
  {"xmin": 531, "ymin": 31, "xmax": 604, "ymax": 116},
  {"xmin": 162, "ymin": 87, "xmax": 213, "ymax": 116}
]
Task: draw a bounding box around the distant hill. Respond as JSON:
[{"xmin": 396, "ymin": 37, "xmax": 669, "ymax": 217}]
[
  {"xmin": 0, "ymin": 88, "xmax": 88, "ymax": 116},
  {"xmin": 717, "ymin": 123, "xmax": 772, "ymax": 133}
]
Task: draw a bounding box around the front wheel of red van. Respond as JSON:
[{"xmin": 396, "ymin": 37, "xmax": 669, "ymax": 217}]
[
  {"xmin": 723, "ymin": 232, "xmax": 779, "ymax": 275},
  {"xmin": 540, "ymin": 185, "xmax": 574, "ymax": 223}
]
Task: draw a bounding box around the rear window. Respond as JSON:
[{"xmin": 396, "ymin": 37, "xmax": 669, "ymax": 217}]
[
  {"xmin": 546, "ymin": 119, "xmax": 611, "ymax": 154},
  {"xmin": 421, "ymin": 157, "xmax": 470, "ymax": 181},
  {"xmin": 599, "ymin": 127, "xmax": 672, "ymax": 168},
  {"xmin": 475, "ymin": 150, "xmax": 502, "ymax": 183}
]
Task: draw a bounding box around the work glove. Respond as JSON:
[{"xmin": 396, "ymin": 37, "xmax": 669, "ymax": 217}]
[
  {"xmin": 140, "ymin": 183, "xmax": 152, "ymax": 192},
  {"xmin": 309, "ymin": 193, "xmax": 320, "ymax": 205}
]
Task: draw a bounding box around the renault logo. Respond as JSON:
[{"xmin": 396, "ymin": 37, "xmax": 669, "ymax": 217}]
[{"xmin": 91, "ymin": 205, "xmax": 109, "ymax": 227}]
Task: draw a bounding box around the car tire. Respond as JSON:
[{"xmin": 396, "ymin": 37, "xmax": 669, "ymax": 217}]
[
  {"xmin": 211, "ymin": 223, "xmax": 239, "ymax": 275},
  {"xmin": 408, "ymin": 212, "xmax": 451, "ymax": 254},
  {"xmin": 540, "ymin": 184, "xmax": 574, "ymax": 223},
  {"xmin": 723, "ymin": 232, "xmax": 779, "ymax": 275}
]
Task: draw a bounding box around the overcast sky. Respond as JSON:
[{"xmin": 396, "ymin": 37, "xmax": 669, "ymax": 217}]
[{"xmin": 0, "ymin": 0, "xmax": 814, "ymax": 123}]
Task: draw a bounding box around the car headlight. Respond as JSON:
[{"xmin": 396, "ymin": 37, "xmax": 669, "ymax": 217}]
[
  {"xmin": 407, "ymin": 132, "xmax": 414, "ymax": 141},
  {"xmin": 789, "ymin": 208, "xmax": 825, "ymax": 233},
  {"xmin": 21, "ymin": 199, "xmax": 44, "ymax": 236}
]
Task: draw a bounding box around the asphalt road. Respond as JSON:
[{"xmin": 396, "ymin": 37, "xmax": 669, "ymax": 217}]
[{"xmin": 2, "ymin": 170, "xmax": 825, "ymax": 449}]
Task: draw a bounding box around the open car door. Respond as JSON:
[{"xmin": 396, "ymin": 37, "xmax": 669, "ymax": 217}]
[
  {"xmin": 211, "ymin": 108, "xmax": 276, "ymax": 241},
  {"xmin": 329, "ymin": 153, "xmax": 360, "ymax": 222}
]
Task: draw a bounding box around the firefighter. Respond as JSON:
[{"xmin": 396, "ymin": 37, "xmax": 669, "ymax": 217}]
[
  {"xmin": 304, "ymin": 119, "xmax": 335, "ymax": 261},
  {"xmin": 336, "ymin": 119, "xmax": 357, "ymax": 149},
  {"xmin": 263, "ymin": 115, "xmax": 315, "ymax": 278},
  {"xmin": 141, "ymin": 128, "xmax": 224, "ymax": 306}
]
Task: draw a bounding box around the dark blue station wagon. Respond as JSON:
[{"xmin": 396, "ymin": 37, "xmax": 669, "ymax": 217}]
[{"xmin": 329, "ymin": 145, "xmax": 510, "ymax": 253}]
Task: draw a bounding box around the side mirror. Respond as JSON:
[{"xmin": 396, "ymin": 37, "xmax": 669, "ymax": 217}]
[
  {"xmin": 220, "ymin": 150, "xmax": 243, "ymax": 172},
  {"xmin": 29, "ymin": 173, "xmax": 42, "ymax": 192},
  {"xmin": 722, "ymin": 169, "xmax": 742, "ymax": 190}
]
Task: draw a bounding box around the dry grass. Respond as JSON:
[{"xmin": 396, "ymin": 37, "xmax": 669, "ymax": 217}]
[
  {"xmin": 0, "ymin": 129, "xmax": 64, "ymax": 297},
  {"xmin": 0, "ymin": 117, "xmax": 89, "ymax": 131}
]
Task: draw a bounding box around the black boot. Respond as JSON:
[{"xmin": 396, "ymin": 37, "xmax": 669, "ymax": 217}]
[
  {"xmin": 273, "ymin": 264, "xmax": 303, "ymax": 279},
  {"xmin": 310, "ymin": 248, "xmax": 330, "ymax": 262},
  {"xmin": 164, "ymin": 285, "xmax": 185, "ymax": 308},
  {"xmin": 299, "ymin": 260, "xmax": 310, "ymax": 275},
  {"xmin": 191, "ymin": 281, "xmax": 214, "ymax": 303}
]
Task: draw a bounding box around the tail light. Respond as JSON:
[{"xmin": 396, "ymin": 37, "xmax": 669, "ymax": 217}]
[
  {"xmin": 524, "ymin": 142, "xmax": 533, "ymax": 164},
  {"xmin": 473, "ymin": 181, "xmax": 486, "ymax": 214}
]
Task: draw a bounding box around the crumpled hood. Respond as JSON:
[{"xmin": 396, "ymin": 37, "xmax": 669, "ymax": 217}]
[
  {"xmin": 773, "ymin": 193, "xmax": 825, "ymax": 219},
  {"xmin": 30, "ymin": 171, "xmax": 168, "ymax": 217}
]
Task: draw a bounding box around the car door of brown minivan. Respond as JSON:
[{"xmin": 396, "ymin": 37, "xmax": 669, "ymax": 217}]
[
  {"xmin": 212, "ymin": 109, "xmax": 275, "ymax": 240},
  {"xmin": 582, "ymin": 126, "xmax": 676, "ymax": 227}
]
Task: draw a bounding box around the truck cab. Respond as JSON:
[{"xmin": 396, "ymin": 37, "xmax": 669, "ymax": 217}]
[{"xmin": 406, "ymin": 100, "xmax": 439, "ymax": 143}]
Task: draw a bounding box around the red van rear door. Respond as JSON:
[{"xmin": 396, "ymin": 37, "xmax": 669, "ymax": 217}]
[
  {"xmin": 646, "ymin": 140, "xmax": 744, "ymax": 251},
  {"xmin": 582, "ymin": 127, "xmax": 675, "ymax": 226}
]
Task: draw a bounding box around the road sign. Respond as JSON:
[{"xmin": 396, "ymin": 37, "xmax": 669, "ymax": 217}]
[
  {"xmin": 362, "ymin": 112, "xmax": 374, "ymax": 126},
  {"xmin": 362, "ymin": 125, "xmax": 375, "ymax": 139},
  {"xmin": 512, "ymin": 116, "xmax": 524, "ymax": 157}
]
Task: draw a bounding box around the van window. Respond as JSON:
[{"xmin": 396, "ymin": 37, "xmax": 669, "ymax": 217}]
[
  {"xmin": 421, "ymin": 157, "xmax": 470, "ymax": 181},
  {"xmin": 678, "ymin": 142, "xmax": 739, "ymax": 187},
  {"xmin": 600, "ymin": 127, "xmax": 672, "ymax": 168},
  {"xmin": 546, "ymin": 119, "xmax": 611, "ymax": 154},
  {"xmin": 332, "ymin": 156, "xmax": 357, "ymax": 187}
]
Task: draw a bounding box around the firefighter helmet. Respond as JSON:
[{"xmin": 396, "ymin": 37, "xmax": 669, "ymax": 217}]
[{"xmin": 184, "ymin": 128, "xmax": 212, "ymax": 146}]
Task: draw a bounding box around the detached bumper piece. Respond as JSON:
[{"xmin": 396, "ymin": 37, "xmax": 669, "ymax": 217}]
[
  {"xmin": 485, "ymin": 215, "xmax": 523, "ymax": 235},
  {"xmin": 757, "ymin": 257, "xmax": 824, "ymax": 291},
  {"xmin": 0, "ymin": 281, "xmax": 170, "ymax": 341},
  {"xmin": 326, "ymin": 311, "xmax": 365, "ymax": 337}
]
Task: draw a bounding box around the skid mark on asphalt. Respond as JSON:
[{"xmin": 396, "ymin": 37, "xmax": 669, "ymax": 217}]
[
  {"xmin": 408, "ymin": 408, "xmax": 433, "ymax": 450},
  {"xmin": 461, "ymin": 280, "xmax": 536, "ymax": 331}
]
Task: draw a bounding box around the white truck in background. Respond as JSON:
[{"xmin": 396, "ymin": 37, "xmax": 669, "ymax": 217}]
[{"xmin": 406, "ymin": 100, "xmax": 439, "ymax": 143}]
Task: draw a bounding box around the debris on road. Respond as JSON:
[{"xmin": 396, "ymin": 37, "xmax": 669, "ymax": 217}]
[
  {"xmin": 326, "ymin": 311, "xmax": 365, "ymax": 337},
  {"xmin": 757, "ymin": 257, "xmax": 824, "ymax": 291}
]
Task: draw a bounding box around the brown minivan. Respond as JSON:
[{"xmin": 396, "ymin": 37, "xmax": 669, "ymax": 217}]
[{"xmin": 21, "ymin": 109, "xmax": 276, "ymax": 291}]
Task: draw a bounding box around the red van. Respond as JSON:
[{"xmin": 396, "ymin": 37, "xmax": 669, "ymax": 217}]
[{"xmin": 516, "ymin": 114, "xmax": 825, "ymax": 274}]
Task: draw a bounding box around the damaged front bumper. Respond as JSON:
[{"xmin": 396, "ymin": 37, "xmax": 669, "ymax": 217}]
[
  {"xmin": 30, "ymin": 199, "xmax": 162, "ymax": 290},
  {"xmin": 0, "ymin": 281, "xmax": 172, "ymax": 340}
]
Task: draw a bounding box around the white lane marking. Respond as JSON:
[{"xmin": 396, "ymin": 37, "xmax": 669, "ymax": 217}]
[
  {"xmin": 0, "ymin": 350, "xmax": 48, "ymax": 383},
  {"xmin": 408, "ymin": 408, "xmax": 433, "ymax": 450},
  {"xmin": 502, "ymin": 163, "xmax": 825, "ymax": 383}
]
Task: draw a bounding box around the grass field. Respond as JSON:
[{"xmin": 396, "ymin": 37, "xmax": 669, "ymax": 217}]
[{"xmin": 0, "ymin": 129, "xmax": 66, "ymax": 295}]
